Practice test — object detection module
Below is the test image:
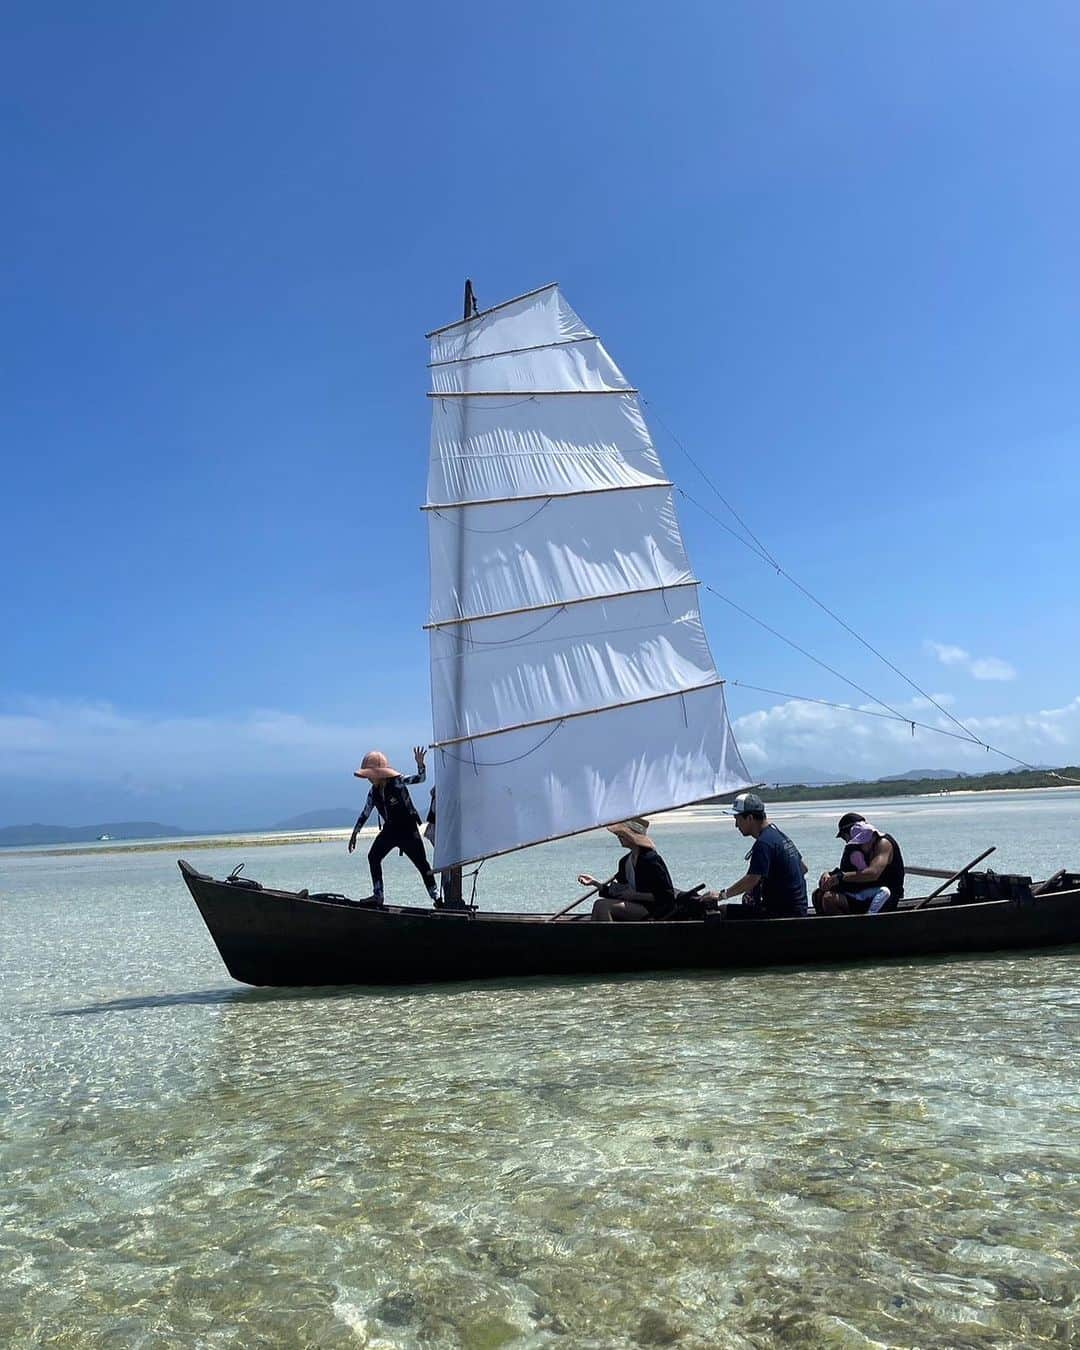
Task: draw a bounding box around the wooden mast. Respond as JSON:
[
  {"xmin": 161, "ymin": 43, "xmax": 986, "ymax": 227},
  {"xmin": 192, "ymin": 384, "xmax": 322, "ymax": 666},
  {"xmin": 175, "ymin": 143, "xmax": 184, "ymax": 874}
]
[{"xmin": 439, "ymin": 280, "xmax": 479, "ymax": 908}]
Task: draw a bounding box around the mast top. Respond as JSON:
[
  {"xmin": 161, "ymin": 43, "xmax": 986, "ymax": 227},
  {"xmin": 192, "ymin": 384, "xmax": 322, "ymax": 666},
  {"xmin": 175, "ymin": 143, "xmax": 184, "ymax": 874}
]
[{"xmin": 425, "ymin": 282, "xmax": 559, "ymax": 338}]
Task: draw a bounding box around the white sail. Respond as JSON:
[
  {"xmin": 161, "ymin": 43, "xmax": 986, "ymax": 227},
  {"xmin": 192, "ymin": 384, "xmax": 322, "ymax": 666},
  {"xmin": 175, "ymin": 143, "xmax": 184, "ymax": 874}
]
[{"xmin": 426, "ymin": 284, "xmax": 751, "ymax": 870}]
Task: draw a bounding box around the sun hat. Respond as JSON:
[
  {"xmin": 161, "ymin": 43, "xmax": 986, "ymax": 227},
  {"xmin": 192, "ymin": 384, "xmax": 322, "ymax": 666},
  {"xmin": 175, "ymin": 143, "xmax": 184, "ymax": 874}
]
[
  {"xmin": 354, "ymin": 749, "xmax": 402, "ymax": 783},
  {"xmin": 836, "ymin": 811, "xmax": 866, "ymax": 838},
  {"xmin": 725, "ymin": 791, "xmax": 766, "ymax": 816},
  {"xmin": 607, "ymin": 817, "xmax": 653, "ymax": 847}
]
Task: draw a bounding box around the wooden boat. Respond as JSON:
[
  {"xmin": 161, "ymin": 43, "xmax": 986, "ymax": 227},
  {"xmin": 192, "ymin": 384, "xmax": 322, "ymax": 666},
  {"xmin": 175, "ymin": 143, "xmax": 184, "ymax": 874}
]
[
  {"xmin": 181, "ymin": 281, "xmax": 1080, "ymax": 985},
  {"xmin": 179, "ymin": 858, "xmax": 1080, "ymax": 986}
]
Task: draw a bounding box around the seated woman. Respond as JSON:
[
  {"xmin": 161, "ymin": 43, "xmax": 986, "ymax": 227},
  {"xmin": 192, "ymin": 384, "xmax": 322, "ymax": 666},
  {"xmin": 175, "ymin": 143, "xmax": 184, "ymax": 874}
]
[{"xmin": 580, "ymin": 818, "xmax": 677, "ymax": 921}]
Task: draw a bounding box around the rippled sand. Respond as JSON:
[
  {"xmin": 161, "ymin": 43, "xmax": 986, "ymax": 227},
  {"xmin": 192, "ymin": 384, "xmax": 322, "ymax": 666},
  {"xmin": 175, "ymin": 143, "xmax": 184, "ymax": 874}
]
[{"xmin": 3, "ymin": 797, "xmax": 1078, "ymax": 1346}]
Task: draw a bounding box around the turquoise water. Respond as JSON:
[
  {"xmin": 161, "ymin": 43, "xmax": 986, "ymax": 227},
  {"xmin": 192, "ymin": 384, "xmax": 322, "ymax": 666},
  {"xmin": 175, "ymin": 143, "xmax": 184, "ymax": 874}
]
[{"xmin": 2, "ymin": 791, "xmax": 1078, "ymax": 1347}]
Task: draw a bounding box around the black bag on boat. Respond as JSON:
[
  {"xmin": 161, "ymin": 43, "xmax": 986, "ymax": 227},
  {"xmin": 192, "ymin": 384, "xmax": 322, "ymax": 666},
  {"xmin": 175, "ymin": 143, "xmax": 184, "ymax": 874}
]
[
  {"xmin": 956, "ymin": 871, "xmax": 1032, "ymax": 904},
  {"xmin": 672, "ymin": 884, "xmax": 709, "ymax": 920},
  {"xmin": 715, "ymin": 903, "xmax": 761, "ymax": 922}
]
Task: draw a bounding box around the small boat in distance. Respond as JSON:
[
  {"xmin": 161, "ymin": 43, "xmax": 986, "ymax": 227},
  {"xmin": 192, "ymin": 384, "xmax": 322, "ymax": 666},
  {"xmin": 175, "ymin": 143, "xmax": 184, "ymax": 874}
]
[{"xmin": 180, "ymin": 281, "xmax": 1080, "ymax": 985}]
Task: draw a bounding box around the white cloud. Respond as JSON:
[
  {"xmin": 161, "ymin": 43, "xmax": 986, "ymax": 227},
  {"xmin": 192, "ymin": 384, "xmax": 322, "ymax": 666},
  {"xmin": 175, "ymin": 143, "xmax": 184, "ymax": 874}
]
[
  {"xmin": 0, "ymin": 696, "xmax": 413, "ymax": 783},
  {"xmin": 926, "ymin": 641, "xmax": 1016, "ymax": 682},
  {"xmin": 969, "ymin": 657, "xmax": 1017, "ymax": 682},
  {"xmin": 926, "ymin": 642, "xmax": 969, "ymax": 667},
  {"xmin": 3, "ymin": 689, "xmax": 1077, "ymax": 801},
  {"xmin": 732, "ymin": 691, "xmax": 1080, "ymax": 779}
]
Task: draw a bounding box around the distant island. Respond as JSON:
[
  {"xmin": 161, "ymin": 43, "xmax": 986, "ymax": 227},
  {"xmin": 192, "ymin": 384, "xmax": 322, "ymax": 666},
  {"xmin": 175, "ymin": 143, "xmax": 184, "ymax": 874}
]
[
  {"xmin": 756, "ymin": 764, "xmax": 1078, "ymax": 804},
  {"xmin": 269, "ymin": 808, "xmax": 358, "ymax": 831},
  {"xmin": 0, "ymin": 821, "xmax": 187, "ymax": 848},
  {"xmin": 878, "ymin": 768, "xmax": 966, "ymax": 782},
  {"xmin": 3, "ymin": 765, "xmax": 1076, "ymax": 848}
]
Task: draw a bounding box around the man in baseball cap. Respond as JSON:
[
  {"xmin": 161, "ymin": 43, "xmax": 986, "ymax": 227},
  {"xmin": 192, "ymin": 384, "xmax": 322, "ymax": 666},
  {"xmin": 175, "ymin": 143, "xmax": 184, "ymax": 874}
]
[
  {"xmin": 709, "ymin": 792, "xmax": 808, "ymax": 917},
  {"xmin": 726, "ymin": 791, "xmax": 767, "ymax": 817}
]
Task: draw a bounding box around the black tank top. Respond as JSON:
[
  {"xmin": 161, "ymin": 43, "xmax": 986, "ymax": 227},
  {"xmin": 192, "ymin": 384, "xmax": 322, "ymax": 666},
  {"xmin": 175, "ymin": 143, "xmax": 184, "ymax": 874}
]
[
  {"xmin": 840, "ymin": 831, "xmax": 905, "ymax": 901},
  {"xmin": 880, "ymin": 833, "xmax": 905, "ymax": 901}
]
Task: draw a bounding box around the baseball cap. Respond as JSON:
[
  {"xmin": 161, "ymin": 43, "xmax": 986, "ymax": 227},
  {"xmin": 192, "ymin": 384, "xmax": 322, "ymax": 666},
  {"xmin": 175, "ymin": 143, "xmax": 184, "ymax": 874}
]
[
  {"xmin": 726, "ymin": 791, "xmax": 766, "ymax": 816},
  {"xmin": 836, "ymin": 811, "xmax": 866, "ymax": 838}
]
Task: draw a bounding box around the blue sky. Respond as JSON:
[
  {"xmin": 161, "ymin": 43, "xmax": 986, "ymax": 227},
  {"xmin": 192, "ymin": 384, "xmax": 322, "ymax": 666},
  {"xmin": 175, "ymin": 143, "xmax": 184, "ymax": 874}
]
[{"xmin": 3, "ymin": 2, "xmax": 1079, "ymax": 827}]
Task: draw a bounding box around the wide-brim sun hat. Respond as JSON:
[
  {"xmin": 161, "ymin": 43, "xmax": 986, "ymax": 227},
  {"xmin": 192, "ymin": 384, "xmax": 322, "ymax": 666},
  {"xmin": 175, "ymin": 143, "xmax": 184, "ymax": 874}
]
[
  {"xmin": 354, "ymin": 749, "xmax": 402, "ymax": 783},
  {"xmin": 606, "ymin": 816, "xmax": 653, "ymax": 848}
]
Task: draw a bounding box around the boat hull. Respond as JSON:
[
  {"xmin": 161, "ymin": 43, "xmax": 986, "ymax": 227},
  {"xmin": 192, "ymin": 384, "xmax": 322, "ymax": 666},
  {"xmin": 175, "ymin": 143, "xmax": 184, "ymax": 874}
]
[{"xmin": 178, "ymin": 861, "xmax": 1080, "ymax": 987}]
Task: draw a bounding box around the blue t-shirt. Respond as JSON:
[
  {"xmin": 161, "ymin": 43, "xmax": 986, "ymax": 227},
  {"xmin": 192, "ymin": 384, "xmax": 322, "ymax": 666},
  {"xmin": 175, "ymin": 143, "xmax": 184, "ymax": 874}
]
[{"xmin": 747, "ymin": 823, "xmax": 808, "ymax": 917}]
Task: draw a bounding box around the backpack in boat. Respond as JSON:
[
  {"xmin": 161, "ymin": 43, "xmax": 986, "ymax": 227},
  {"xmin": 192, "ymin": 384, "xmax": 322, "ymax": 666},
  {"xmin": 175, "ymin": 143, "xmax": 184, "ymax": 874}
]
[
  {"xmin": 956, "ymin": 871, "xmax": 1033, "ymax": 904},
  {"xmin": 672, "ymin": 884, "xmax": 709, "ymax": 919}
]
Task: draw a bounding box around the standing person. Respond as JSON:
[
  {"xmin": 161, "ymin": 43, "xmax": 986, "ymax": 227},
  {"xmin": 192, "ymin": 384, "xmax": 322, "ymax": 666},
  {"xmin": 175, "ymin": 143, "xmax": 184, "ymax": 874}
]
[
  {"xmin": 814, "ymin": 812, "xmax": 905, "ymax": 914},
  {"xmin": 709, "ymin": 791, "xmax": 808, "ymax": 917},
  {"xmin": 579, "ymin": 818, "xmax": 677, "ymax": 921},
  {"xmin": 347, "ymin": 746, "xmax": 439, "ymax": 906}
]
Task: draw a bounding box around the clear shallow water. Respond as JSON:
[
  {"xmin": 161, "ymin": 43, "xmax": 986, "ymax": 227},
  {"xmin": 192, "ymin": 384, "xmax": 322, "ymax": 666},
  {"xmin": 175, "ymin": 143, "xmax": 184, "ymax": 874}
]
[{"xmin": 2, "ymin": 792, "xmax": 1078, "ymax": 1347}]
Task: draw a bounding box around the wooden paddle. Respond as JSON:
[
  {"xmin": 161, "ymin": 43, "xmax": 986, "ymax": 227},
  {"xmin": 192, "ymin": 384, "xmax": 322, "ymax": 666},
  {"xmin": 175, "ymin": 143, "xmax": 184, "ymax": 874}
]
[
  {"xmin": 547, "ymin": 875, "xmax": 617, "ymax": 922},
  {"xmin": 914, "ymin": 846, "xmax": 996, "ymax": 909},
  {"xmin": 1032, "ymin": 868, "xmax": 1068, "ymax": 897}
]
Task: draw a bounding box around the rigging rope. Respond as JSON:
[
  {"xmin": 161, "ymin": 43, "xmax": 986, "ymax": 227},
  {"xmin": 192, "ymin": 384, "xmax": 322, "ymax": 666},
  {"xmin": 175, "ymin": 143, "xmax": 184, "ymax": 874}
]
[
  {"xmin": 644, "ymin": 400, "xmax": 783, "ymax": 566},
  {"xmin": 442, "ymin": 604, "xmax": 568, "ymax": 647},
  {"xmin": 643, "ymin": 400, "xmax": 1080, "ymax": 783},
  {"xmin": 677, "ymin": 484, "xmax": 985, "ymax": 748},
  {"xmin": 648, "ymin": 394, "xmax": 985, "ymax": 745},
  {"xmin": 437, "ymin": 719, "xmax": 565, "ymax": 769},
  {"xmin": 702, "ymin": 583, "xmax": 915, "ymax": 726},
  {"xmin": 431, "ymin": 499, "xmax": 551, "ymax": 533},
  {"xmin": 726, "ymin": 682, "xmax": 1080, "ymax": 784}
]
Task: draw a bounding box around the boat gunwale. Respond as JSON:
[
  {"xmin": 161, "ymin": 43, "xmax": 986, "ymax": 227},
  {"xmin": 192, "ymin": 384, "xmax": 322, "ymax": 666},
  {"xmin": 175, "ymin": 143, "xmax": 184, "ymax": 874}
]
[{"xmin": 178, "ymin": 862, "xmax": 1080, "ymax": 926}]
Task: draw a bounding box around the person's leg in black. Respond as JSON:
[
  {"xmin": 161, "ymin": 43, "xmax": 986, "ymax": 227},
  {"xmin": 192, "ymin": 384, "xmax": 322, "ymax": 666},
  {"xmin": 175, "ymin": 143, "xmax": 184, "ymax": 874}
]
[
  {"xmin": 367, "ymin": 826, "xmax": 397, "ymax": 902},
  {"xmin": 397, "ymin": 826, "xmax": 440, "ymax": 902}
]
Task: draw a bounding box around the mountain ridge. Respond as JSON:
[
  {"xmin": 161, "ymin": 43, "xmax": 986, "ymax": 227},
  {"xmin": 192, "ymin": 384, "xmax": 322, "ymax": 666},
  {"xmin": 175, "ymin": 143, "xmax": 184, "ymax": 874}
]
[{"xmin": 0, "ymin": 821, "xmax": 187, "ymax": 847}]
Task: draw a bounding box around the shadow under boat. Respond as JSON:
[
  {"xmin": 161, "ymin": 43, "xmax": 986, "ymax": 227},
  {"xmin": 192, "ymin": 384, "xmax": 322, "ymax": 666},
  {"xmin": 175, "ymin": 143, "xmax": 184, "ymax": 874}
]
[{"xmin": 177, "ymin": 858, "xmax": 1080, "ymax": 989}]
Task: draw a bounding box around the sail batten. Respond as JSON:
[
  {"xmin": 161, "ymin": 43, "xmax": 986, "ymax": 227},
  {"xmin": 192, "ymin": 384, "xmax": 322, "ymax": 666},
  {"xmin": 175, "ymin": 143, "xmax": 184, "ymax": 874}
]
[
  {"xmin": 426, "ymin": 284, "xmax": 751, "ymax": 870},
  {"xmin": 425, "ymin": 282, "xmax": 559, "ymax": 338},
  {"xmin": 432, "ymin": 681, "xmax": 726, "ymax": 749},
  {"xmin": 423, "ymin": 579, "xmax": 701, "ymax": 630},
  {"xmin": 424, "ymin": 480, "xmax": 673, "ymax": 511}
]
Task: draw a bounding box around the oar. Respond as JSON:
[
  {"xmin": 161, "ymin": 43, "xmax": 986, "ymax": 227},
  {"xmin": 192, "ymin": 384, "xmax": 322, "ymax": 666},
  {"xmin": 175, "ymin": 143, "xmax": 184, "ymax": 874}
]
[
  {"xmin": 1032, "ymin": 868, "xmax": 1067, "ymax": 897},
  {"xmin": 914, "ymin": 847, "xmax": 996, "ymax": 909},
  {"xmin": 547, "ymin": 875, "xmax": 617, "ymax": 923}
]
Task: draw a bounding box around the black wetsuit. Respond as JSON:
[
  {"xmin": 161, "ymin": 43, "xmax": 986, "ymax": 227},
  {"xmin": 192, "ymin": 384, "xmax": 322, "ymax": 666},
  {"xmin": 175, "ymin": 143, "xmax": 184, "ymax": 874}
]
[
  {"xmin": 355, "ymin": 769, "xmax": 437, "ymax": 901},
  {"xmin": 599, "ymin": 848, "xmax": 677, "ymax": 919}
]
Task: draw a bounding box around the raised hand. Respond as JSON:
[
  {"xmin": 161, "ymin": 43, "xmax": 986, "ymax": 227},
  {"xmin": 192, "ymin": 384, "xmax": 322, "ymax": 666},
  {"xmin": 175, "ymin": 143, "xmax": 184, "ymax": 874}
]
[{"xmin": 414, "ymin": 745, "xmax": 426, "ymax": 769}]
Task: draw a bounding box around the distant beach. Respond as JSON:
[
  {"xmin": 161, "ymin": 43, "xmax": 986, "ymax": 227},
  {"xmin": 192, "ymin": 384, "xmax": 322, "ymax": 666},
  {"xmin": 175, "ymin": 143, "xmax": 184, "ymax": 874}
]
[{"xmin": 6, "ymin": 784, "xmax": 1077, "ymax": 858}]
